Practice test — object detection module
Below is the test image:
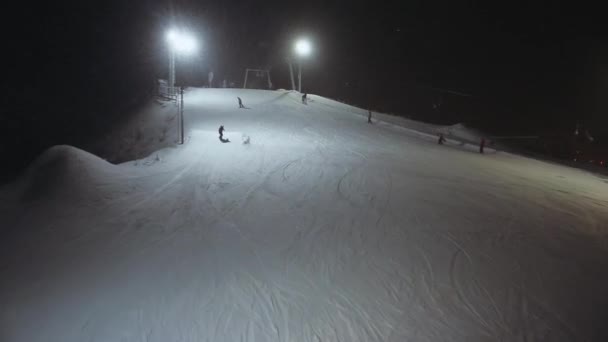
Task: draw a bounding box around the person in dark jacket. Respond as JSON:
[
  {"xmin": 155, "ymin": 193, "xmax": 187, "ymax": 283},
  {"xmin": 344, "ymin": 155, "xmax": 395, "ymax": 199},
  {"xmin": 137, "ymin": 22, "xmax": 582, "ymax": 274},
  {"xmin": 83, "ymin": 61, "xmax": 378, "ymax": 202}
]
[
  {"xmin": 438, "ymin": 133, "xmax": 446, "ymax": 145},
  {"xmin": 218, "ymin": 125, "xmax": 230, "ymax": 142},
  {"xmin": 238, "ymin": 97, "xmax": 245, "ymax": 108},
  {"xmin": 302, "ymin": 93, "xmax": 307, "ymax": 104},
  {"xmin": 367, "ymin": 110, "xmax": 372, "ymax": 124}
]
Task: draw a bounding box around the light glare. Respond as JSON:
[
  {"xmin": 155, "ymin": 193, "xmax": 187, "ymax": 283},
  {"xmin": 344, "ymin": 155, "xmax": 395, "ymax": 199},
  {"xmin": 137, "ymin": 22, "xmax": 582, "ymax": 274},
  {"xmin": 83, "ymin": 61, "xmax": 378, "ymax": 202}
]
[
  {"xmin": 295, "ymin": 39, "xmax": 312, "ymax": 57},
  {"xmin": 166, "ymin": 29, "xmax": 198, "ymax": 55}
]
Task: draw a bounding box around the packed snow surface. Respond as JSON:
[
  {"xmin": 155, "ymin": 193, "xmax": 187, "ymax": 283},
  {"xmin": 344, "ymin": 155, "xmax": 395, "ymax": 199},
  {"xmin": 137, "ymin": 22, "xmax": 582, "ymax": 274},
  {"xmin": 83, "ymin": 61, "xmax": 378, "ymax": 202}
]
[{"xmin": 1, "ymin": 89, "xmax": 608, "ymax": 341}]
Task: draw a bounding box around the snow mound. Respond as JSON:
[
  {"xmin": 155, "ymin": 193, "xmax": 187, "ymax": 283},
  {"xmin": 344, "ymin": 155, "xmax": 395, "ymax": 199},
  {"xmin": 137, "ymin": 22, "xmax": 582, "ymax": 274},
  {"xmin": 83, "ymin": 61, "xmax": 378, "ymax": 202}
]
[
  {"xmin": 441, "ymin": 123, "xmax": 485, "ymax": 143},
  {"xmin": 18, "ymin": 145, "xmax": 119, "ymax": 202},
  {"xmin": 91, "ymin": 99, "xmax": 178, "ymax": 164}
]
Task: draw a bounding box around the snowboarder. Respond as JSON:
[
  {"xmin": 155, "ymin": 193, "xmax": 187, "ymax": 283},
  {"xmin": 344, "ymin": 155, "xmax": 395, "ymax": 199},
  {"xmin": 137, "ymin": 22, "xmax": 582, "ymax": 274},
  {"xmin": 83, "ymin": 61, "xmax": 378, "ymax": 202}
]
[
  {"xmin": 238, "ymin": 97, "xmax": 245, "ymax": 108},
  {"xmin": 367, "ymin": 110, "xmax": 372, "ymax": 124},
  {"xmin": 218, "ymin": 125, "xmax": 230, "ymax": 143},
  {"xmin": 302, "ymin": 93, "xmax": 307, "ymax": 105},
  {"xmin": 479, "ymin": 137, "xmax": 486, "ymax": 154},
  {"xmin": 438, "ymin": 133, "xmax": 446, "ymax": 145}
]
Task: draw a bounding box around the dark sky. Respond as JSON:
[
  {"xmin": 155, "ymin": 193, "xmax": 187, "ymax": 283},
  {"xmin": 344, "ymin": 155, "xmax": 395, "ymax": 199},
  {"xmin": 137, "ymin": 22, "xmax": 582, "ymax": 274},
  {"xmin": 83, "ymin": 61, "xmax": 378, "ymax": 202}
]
[
  {"xmin": 2, "ymin": 0, "xmax": 607, "ymax": 180},
  {"xmin": 165, "ymin": 0, "xmax": 606, "ymax": 131},
  {"xmin": 8, "ymin": 0, "xmax": 608, "ymax": 122}
]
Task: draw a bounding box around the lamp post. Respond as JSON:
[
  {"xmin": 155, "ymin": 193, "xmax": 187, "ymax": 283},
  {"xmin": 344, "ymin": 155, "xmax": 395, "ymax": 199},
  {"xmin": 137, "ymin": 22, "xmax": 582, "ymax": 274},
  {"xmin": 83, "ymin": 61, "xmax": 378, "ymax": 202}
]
[
  {"xmin": 165, "ymin": 29, "xmax": 197, "ymax": 144},
  {"xmin": 287, "ymin": 59, "xmax": 296, "ymax": 91},
  {"xmin": 294, "ymin": 39, "xmax": 311, "ymax": 93}
]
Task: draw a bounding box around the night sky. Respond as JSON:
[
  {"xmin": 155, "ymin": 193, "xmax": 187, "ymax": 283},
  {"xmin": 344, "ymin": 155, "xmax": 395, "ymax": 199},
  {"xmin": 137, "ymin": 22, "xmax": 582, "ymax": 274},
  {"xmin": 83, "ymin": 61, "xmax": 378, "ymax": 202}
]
[{"xmin": 3, "ymin": 0, "xmax": 607, "ymax": 181}]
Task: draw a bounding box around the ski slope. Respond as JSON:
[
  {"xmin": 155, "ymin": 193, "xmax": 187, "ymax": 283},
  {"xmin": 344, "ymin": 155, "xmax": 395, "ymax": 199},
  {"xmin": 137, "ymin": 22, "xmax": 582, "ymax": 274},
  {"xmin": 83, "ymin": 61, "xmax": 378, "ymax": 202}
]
[{"xmin": 1, "ymin": 89, "xmax": 608, "ymax": 341}]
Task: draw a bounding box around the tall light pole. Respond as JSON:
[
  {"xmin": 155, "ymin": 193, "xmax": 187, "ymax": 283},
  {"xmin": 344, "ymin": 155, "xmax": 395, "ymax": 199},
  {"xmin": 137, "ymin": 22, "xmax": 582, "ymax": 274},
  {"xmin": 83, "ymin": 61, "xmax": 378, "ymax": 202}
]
[
  {"xmin": 168, "ymin": 46, "xmax": 176, "ymax": 96},
  {"xmin": 294, "ymin": 39, "xmax": 311, "ymax": 93},
  {"xmin": 166, "ymin": 28, "xmax": 197, "ymax": 144},
  {"xmin": 166, "ymin": 29, "xmax": 197, "ymax": 94},
  {"xmin": 287, "ymin": 59, "xmax": 296, "ymax": 91}
]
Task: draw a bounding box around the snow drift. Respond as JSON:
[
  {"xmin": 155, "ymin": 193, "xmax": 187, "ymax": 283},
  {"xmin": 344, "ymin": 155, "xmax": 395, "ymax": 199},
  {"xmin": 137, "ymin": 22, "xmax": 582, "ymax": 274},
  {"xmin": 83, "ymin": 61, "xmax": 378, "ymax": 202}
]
[{"xmin": 15, "ymin": 145, "xmax": 120, "ymax": 203}]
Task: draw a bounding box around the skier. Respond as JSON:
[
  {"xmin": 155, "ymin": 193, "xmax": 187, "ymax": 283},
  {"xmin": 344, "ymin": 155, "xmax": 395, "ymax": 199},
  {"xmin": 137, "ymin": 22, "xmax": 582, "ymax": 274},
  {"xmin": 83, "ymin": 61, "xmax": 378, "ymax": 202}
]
[
  {"xmin": 238, "ymin": 97, "xmax": 245, "ymax": 108},
  {"xmin": 367, "ymin": 110, "xmax": 372, "ymax": 124},
  {"xmin": 438, "ymin": 133, "xmax": 446, "ymax": 145},
  {"xmin": 479, "ymin": 137, "xmax": 486, "ymax": 154},
  {"xmin": 302, "ymin": 93, "xmax": 307, "ymax": 105}
]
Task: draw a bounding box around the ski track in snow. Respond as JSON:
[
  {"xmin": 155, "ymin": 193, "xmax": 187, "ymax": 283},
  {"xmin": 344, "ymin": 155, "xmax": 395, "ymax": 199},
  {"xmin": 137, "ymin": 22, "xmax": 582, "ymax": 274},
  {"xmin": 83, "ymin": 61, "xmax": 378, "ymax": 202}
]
[{"xmin": 1, "ymin": 89, "xmax": 608, "ymax": 342}]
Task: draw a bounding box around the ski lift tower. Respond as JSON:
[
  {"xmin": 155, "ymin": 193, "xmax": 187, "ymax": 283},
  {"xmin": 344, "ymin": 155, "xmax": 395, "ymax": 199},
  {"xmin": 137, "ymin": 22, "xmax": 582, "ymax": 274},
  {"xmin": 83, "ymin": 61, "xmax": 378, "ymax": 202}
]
[{"xmin": 243, "ymin": 69, "xmax": 272, "ymax": 89}]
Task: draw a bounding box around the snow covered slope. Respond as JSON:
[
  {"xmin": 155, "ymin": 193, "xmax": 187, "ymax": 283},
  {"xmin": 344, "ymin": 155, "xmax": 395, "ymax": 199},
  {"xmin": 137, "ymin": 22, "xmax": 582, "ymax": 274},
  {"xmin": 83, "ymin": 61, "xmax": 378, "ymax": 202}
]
[
  {"xmin": 1, "ymin": 89, "xmax": 608, "ymax": 341},
  {"xmin": 90, "ymin": 98, "xmax": 179, "ymax": 163}
]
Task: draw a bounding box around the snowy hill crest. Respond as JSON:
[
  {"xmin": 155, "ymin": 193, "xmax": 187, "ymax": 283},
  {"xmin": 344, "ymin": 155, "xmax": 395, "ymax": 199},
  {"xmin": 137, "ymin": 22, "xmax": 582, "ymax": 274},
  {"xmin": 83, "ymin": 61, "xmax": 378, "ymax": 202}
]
[{"xmin": 18, "ymin": 145, "xmax": 117, "ymax": 202}]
